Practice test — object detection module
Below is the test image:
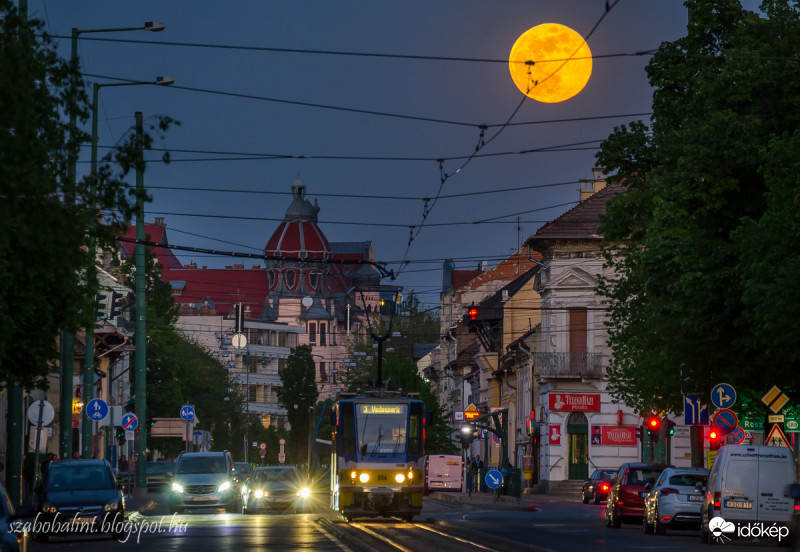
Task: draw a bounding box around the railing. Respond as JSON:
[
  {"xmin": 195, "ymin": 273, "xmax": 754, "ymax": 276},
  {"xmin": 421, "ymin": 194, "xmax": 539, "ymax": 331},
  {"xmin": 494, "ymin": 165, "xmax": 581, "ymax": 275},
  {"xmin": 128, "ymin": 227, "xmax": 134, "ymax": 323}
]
[{"xmin": 534, "ymin": 352, "xmax": 604, "ymax": 379}]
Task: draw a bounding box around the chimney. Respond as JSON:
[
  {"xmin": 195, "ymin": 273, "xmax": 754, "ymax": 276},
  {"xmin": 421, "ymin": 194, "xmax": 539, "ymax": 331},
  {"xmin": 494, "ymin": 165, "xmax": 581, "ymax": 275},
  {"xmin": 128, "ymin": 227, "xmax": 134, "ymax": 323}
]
[
  {"xmin": 154, "ymin": 217, "xmax": 165, "ymax": 226},
  {"xmin": 579, "ymin": 167, "xmax": 607, "ymax": 202}
]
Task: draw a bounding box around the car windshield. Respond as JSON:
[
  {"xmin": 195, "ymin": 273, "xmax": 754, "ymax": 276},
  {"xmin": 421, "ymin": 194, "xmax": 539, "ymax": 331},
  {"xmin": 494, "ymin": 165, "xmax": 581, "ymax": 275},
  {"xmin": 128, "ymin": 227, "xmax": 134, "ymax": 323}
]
[
  {"xmin": 47, "ymin": 464, "xmax": 113, "ymax": 492},
  {"xmin": 356, "ymin": 403, "xmax": 408, "ymax": 455},
  {"xmin": 668, "ymin": 473, "xmax": 708, "ymax": 487},
  {"xmin": 252, "ymin": 468, "xmax": 301, "ymax": 484},
  {"xmin": 596, "ymin": 470, "xmax": 616, "ymax": 480},
  {"xmin": 147, "ymin": 462, "xmax": 175, "ymax": 475},
  {"xmin": 177, "ymin": 456, "xmax": 227, "ymax": 474},
  {"xmin": 627, "ymin": 468, "xmax": 662, "ymax": 486},
  {"xmin": 234, "ymin": 463, "xmax": 251, "ymax": 474}
]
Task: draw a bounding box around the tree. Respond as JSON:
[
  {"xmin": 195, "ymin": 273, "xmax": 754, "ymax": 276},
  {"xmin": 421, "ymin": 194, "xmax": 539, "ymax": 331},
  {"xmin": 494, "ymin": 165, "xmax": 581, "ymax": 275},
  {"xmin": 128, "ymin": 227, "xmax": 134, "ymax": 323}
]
[
  {"xmin": 596, "ymin": 0, "xmax": 800, "ymax": 413},
  {"xmin": 277, "ymin": 345, "xmax": 318, "ymax": 464},
  {"xmin": 0, "ymin": 3, "xmax": 174, "ymax": 389}
]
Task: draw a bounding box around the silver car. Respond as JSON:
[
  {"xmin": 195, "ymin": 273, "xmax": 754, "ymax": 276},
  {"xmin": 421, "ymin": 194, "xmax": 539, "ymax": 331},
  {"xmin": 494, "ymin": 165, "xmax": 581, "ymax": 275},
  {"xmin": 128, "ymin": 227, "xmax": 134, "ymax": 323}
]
[
  {"xmin": 643, "ymin": 467, "xmax": 709, "ymax": 535},
  {"xmin": 170, "ymin": 452, "xmax": 240, "ymax": 513}
]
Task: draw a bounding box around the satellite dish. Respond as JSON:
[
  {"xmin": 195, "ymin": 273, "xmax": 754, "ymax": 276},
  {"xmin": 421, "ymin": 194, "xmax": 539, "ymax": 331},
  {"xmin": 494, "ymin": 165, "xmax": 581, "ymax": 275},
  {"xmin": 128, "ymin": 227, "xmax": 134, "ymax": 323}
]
[{"xmin": 302, "ymin": 296, "xmax": 313, "ymax": 308}]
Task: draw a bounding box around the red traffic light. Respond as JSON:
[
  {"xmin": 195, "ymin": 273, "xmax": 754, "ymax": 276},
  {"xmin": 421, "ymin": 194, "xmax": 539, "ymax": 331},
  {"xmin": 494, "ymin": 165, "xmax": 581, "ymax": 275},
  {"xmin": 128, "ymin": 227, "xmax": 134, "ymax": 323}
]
[
  {"xmin": 709, "ymin": 429, "xmax": 721, "ymax": 450},
  {"xmin": 648, "ymin": 418, "xmax": 659, "ymax": 428},
  {"xmin": 468, "ymin": 307, "xmax": 478, "ymax": 321}
]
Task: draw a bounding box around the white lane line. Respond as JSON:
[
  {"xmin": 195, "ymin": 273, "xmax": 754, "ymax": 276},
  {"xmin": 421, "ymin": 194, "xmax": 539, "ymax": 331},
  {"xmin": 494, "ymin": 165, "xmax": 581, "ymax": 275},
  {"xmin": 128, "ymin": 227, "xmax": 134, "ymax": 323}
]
[{"xmin": 317, "ymin": 521, "xmax": 355, "ymax": 552}]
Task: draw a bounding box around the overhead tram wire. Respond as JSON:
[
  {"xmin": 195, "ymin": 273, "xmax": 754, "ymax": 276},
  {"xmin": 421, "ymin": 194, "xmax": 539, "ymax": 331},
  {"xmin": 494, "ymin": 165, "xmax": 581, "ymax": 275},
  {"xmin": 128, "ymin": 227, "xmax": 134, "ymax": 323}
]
[{"xmin": 393, "ymin": 0, "xmax": 624, "ymax": 276}]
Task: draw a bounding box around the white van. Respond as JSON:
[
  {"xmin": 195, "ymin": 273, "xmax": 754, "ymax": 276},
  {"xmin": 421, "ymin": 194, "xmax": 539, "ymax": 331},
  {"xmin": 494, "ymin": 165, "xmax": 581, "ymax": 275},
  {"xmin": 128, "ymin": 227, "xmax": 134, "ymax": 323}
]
[
  {"xmin": 700, "ymin": 445, "xmax": 797, "ymax": 544},
  {"xmin": 424, "ymin": 455, "xmax": 463, "ymax": 494}
]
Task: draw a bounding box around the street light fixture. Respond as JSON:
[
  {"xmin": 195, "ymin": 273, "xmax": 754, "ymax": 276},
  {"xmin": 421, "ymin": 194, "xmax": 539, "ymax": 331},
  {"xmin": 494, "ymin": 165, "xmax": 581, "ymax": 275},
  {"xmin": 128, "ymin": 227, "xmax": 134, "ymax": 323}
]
[
  {"xmin": 83, "ymin": 76, "xmax": 174, "ymax": 488},
  {"xmin": 62, "ymin": 20, "xmax": 166, "ymax": 462}
]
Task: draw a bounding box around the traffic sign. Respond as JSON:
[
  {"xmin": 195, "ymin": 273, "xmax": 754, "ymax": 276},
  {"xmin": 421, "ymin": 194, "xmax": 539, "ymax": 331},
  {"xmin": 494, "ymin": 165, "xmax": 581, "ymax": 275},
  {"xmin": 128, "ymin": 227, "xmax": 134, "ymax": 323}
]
[
  {"xmin": 464, "ymin": 403, "xmax": 480, "ymax": 421},
  {"xmin": 125, "ymin": 430, "xmax": 135, "ymax": 441},
  {"xmin": 85, "ymin": 398, "xmax": 109, "ymax": 421},
  {"xmin": 762, "ymin": 385, "xmax": 790, "ymax": 414},
  {"xmin": 684, "ymin": 394, "xmax": 709, "ymax": 426},
  {"xmin": 730, "ymin": 426, "xmax": 745, "ymax": 445},
  {"xmin": 194, "ymin": 430, "xmax": 203, "ymax": 437},
  {"xmin": 279, "ymin": 438, "xmax": 286, "ymax": 445},
  {"xmin": 278, "ymin": 452, "xmax": 286, "ymax": 463},
  {"xmin": 485, "ymin": 469, "xmax": 503, "ymax": 489},
  {"xmin": 453, "ymin": 411, "xmax": 464, "ymax": 422},
  {"xmin": 492, "ymin": 432, "xmax": 501, "ymax": 444},
  {"xmin": 711, "ymin": 383, "xmax": 737, "ymax": 409},
  {"xmin": 259, "ymin": 442, "xmax": 266, "ymax": 450},
  {"xmin": 27, "ymin": 400, "xmax": 55, "ymax": 426},
  {"xmin": 180, "ymin": 405, "xmax": 196, "ymax": 421},
  {"xmin": 765, "ymin": 424, "xmax": 791, "ymax": 448},
  {"xmin": 712, "ymin": 408, "xmax": 738, "ymax": 434},
  {"xmin": 120, "ymin": 413, "xmax": 138, "ymax": 431},
  {"xmin": 259, "ymin": 449, "xmax": 266, "ymax": 457},
  {"xmin": 232, "ymin": 332, "xmax": 247, "ymax": 349}
]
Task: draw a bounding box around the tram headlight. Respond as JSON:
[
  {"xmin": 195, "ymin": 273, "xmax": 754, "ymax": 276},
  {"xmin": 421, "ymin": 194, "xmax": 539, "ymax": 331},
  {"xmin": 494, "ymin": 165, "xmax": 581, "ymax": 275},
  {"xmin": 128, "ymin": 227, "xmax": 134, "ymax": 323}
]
[
  {"xmin": 408, "ymin": 469, "xmax": 413, "ymax": 481},
  {"xmin": 350, "ymin": 470, "xmax": 357, "ymax": 480},
  {"xmin": 395, "ymin": 473, "xmax": 406, "ymax": 484},
  {"xmin": 359, "ymin": 473, "xmax": 370, "ymax": 484},
  {"xmin": 254, "ymin": 490, "xmax": 265, "ymax": 498}
]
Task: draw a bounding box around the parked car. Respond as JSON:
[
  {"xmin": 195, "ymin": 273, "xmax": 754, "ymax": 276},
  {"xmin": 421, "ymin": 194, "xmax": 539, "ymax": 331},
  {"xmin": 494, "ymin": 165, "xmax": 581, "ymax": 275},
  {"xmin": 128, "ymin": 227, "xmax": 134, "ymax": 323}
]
[
  {"xmin": 605, "ymin": 462, "xmax": 671, "ymax": 528},
  {"xmin": 643, "ymin": 467, "xmax": 708, "ymax": 535},
  {"xmin": 242, "ymin": 466, "xmax": 312, "ymax": 514},
  {"xmin": 700, "ymin": 445, "xmax": 797, "ymax": 544},
  {"xmin": 582, "ymin": 469, "xmax": 617, "ymax": 504},
  {"xmin": 0, "ymin": 481, "xmax": 30, "ymax": 551},
  {"xmin": 147, "ymin": 461, "xmax": 176, "ymax": 494},
  {"xmin": 32, "ymin": 459, "xmax": 124, "ymax": 543},
  {"xmin": 170, "ymin": 451, "xmax": 240, "ymax": 514},
  {"xmin": 424, "ymin": 455, "xmax": 463, "ymax": 494}
]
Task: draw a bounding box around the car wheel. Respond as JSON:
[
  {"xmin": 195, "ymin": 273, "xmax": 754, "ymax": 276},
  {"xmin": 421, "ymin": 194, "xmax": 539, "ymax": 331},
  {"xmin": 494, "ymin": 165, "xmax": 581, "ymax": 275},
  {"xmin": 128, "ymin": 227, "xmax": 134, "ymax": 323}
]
[
  {"xmin": 582, "ymin": 489, "xmax": 589, "ymax": 504},
  {"xmin": 594, "ymin": 492, "xmax": 603, "ymax": 504},
  {"xmin": 610, "ymin": 506, "xmax": 621, "ymax": 528},
  {"xmin": 643, "ymin": 513, "xmax": 653, "ymax": 534}
]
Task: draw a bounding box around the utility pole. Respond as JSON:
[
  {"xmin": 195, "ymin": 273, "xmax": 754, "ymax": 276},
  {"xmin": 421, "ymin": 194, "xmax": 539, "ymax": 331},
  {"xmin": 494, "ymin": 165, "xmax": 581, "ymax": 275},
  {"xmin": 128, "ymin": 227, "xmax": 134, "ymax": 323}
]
[{"xmin": 134, "ymin": 112, "xmax": 148, "ymax": 492}]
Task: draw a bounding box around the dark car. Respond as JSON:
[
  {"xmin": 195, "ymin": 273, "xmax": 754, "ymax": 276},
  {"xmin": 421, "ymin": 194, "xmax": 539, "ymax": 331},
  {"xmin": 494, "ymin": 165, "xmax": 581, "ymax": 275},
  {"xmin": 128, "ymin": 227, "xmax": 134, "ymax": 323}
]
[
  {"xmin": 0, "ymin": 481, "xmax": 30, "ymax": 551},
  {"xmin": 242, "ymin": 466, "xmax": 312, "ymax": 514},
  {"xmin": 605, "ymin": 462, "xmax": 670, "ymax": 528},
  {"xmin": 582, "ymin": 469, "xmax": 617, "ymax": 504},
  {"xmin": 33, "ymin": 459, "xmax": 124, "ymax": 543},
  {"xmin": 146, "ymin": 461, "xmax": 176, "ymax": 494}
]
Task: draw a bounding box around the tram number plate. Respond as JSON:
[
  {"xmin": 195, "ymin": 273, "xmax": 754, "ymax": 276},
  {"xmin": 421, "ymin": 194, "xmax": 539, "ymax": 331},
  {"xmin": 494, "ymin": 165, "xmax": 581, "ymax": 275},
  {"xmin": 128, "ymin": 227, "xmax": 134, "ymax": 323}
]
[{"xmin": 726, "ymin": 500, "xmax": 752, "ymax": 509}]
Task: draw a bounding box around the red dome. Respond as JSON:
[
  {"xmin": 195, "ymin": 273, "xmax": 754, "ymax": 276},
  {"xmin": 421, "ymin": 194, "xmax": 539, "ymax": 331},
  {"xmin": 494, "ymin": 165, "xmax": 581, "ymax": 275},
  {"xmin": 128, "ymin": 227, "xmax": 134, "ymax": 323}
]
[{"xmin": 264, "ymin": 220, "xmax": 331, "ymax": 260}]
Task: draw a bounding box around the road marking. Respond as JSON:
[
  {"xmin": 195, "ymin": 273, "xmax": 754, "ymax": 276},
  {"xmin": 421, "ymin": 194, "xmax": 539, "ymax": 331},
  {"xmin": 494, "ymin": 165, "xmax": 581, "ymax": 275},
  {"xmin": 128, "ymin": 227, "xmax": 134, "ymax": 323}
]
[
  {"xmin": 351, "ymin": 523, "xmax": 414, "ymax": 552},
  {"xmin": 316, "ymin": 522, "xmax": 355, "ymax": 552},
  {"xmin": 411, "ymin": 523, "xmax": 502, "ymax": 552}
]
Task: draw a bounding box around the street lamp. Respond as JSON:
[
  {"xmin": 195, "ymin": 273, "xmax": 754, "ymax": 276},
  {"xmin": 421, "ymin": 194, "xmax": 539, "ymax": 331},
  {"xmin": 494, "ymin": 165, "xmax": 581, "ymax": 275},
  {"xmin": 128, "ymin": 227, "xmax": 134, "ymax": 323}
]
[
  {"xmin": 350, "ymin": 285, "xmax": 403, "ymax": 388},
  {"xmin": 62, "ymin": 20, "xmax": 165, "ymax": 463},
  {"xmin": 83, "ymin": 77, "xmax": 173, "ymax": 490}
]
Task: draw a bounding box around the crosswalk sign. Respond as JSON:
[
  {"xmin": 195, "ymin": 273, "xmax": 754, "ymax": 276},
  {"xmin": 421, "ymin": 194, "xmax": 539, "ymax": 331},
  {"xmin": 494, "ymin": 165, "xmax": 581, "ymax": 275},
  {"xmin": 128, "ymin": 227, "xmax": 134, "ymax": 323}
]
[{"xmin": 765, "ymin": 425, "xmax": 791, "ymax": 448}]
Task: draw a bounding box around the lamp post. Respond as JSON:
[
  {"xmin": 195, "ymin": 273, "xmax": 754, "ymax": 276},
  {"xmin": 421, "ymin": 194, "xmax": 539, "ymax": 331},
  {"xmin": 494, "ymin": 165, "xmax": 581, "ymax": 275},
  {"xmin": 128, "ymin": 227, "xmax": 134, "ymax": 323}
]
[
  {"xmin": 351, "ymin": 285, "xmax": 403, "ymax": 388},
  {"xmin": 62, "ymin": 21, "xmax": 165, "ymax": 462},
  {"xmin": 83, "ymin": 78, "xmax": 173, "ymax": 490}
]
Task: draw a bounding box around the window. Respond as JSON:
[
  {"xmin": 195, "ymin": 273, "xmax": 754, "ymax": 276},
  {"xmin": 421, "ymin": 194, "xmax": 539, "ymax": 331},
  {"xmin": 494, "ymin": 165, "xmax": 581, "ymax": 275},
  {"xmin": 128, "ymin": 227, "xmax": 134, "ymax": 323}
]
[
  {"xmin": 340, "ymin": 403, "xmax": 356, "ymax": 454},
  {"xmin": 308, "ymin": 323, "xmax": 317, "ymax": 345},
  {"xmin": 248, "ymin": 385, "xmax": 256, "ymax": 402},
  {"xmin": 320, "ymin": 361, "xmax": 327, "ymax": 382},
  {"xmin": 320, "ymin": 323, "xmax": 327, "ymax": 346},
  {"xmin": 278, "ymin": 358, "xmax": 286, "ymax": 372}
]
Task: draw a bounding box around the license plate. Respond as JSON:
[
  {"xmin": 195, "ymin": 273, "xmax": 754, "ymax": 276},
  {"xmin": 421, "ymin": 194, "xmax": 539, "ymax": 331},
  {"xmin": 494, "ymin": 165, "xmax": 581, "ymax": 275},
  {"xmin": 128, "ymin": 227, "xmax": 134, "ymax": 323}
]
[
  {"xmin": 75, "ymin": 517, "xmax": 95, "ymax": 525},
  {"xmin": 726, "ymin": 500, "xmax": 752, "ymax": 509},
  {"xmin": 639, "ymin": 491, "xmax": 646, "ymax": 497},
  {"xmin": 193, "ymin": 495, "xmax": 212, "ymax": 502},
  {"xmin": 688, "ymin": 495, "xmax": 703, "ymax": 502},
  {"xmin": 431, "ymin": 482, "xmax": 443, "ymax": 486}
]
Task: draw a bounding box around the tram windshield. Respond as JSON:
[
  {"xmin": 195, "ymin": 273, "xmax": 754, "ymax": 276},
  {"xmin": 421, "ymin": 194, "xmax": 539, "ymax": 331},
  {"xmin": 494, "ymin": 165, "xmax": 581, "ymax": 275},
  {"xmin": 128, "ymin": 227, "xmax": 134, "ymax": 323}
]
[{"xmin": 356, "ymin": 403, "xmax": 408, "ymax": 455}]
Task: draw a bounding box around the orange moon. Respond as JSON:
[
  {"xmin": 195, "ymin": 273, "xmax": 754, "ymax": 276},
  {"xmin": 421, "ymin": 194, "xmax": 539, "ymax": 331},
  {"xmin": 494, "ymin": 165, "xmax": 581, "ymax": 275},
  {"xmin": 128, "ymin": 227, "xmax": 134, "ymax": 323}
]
[{"xmin": 509, "ymin": 23, "xmax": 592, "ymax": 103}]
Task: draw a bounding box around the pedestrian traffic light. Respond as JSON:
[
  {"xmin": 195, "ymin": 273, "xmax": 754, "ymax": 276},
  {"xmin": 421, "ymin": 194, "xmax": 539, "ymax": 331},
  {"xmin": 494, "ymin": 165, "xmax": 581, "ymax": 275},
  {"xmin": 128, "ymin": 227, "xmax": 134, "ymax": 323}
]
[
  {"xmin": 645, "ymin": 415, "xmax": 660, "ymax": 441},
  {"xmin": 709, "ymin": 429, "xmax": 721, "ymax": 451}
]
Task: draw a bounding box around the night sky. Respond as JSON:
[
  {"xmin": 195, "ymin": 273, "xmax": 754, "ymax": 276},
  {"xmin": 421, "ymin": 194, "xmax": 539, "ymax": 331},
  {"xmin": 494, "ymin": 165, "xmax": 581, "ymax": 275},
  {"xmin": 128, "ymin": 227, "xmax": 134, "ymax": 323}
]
[{"xmin": 29, "ymin": 1, "xmax": 762, "ymax": 308}]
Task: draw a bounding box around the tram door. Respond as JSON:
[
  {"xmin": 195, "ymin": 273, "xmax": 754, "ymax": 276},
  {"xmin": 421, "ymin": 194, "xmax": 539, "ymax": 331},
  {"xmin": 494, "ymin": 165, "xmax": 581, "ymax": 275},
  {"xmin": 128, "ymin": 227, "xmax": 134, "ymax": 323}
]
[{"xmin": 567, "ymin": 412, "xmax": 588, "ymax": 480}]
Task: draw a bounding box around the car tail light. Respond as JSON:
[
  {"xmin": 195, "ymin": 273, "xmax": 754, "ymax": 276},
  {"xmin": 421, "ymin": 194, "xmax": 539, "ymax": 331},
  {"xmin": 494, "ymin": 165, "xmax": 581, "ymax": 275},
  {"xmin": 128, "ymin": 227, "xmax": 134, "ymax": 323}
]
[
  {"xmin": 661, "ymin": 515, "xmax": 672, "ymax": 522},
  {"xmin": 601, "ymin": 483, "xmax": 609, "ymax": 492},
  {"xmin": 713, "ymin": 492, "xmax": 721, "ymax": 509},
  {"xmin": 660, "ymin": 488, "xmax": 679, "ymax": 495}
]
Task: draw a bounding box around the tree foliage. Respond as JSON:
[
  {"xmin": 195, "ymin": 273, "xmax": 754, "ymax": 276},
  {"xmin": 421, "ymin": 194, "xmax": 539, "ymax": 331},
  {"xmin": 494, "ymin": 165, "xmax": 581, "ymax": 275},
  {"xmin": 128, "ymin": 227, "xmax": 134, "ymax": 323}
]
[
  {"xmin": 277, "ymin": 345, "xmax": 318, "ymax": 464},
  {"xmin": 0, "ymin": 2, "xmax": 174, "ymax": 389},
  {"xmin": 596, "ymin": 0, "xmax": 800, "ymax": 413}
]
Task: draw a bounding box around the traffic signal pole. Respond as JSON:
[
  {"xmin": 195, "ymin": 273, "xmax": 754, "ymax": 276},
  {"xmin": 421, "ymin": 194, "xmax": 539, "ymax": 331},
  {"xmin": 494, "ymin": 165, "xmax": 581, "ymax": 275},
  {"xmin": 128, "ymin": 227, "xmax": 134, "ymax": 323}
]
[{"xmin": 133, "ymin": 112, "xmax": 148, "ymax": 492}]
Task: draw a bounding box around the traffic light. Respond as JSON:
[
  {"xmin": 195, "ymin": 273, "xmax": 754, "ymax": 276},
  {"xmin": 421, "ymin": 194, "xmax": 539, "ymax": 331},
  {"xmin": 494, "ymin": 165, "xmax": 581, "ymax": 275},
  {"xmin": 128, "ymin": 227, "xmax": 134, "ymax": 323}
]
[
  {"xmin": 666, "ymin": 419, "xmax": 676, "ymax": 436},
  {"xmin": 459, "ymin": 424, "xmax": 477, "ymax": 447},
  {"xmin": 709, "ymin": 429, "xmax": 721, "ymax": 451},
  {"xmin": 645, "ymin": 415, "xmax": 660, "ymax": 442},
  {"xmin": 234, "ymin": 302, "xmax": 245, "ymax": 333},
  {"xmin": 95, "ymin": 292, "xmax": 108, "ymax": 320},
  {"xmin": 109, "ymin": 291, "xmax": 132, "ymax": 320},
  {"xmin": 468, "ymin": 306, "xmax": 478, "ymax": 321}
]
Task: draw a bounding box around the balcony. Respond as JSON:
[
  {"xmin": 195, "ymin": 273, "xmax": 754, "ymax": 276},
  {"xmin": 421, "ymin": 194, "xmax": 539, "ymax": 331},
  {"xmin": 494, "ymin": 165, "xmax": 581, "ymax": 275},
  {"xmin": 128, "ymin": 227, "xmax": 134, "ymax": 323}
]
[{"xmin": 534, "ymin": 352, "xmax": 604, "ymax": 379}]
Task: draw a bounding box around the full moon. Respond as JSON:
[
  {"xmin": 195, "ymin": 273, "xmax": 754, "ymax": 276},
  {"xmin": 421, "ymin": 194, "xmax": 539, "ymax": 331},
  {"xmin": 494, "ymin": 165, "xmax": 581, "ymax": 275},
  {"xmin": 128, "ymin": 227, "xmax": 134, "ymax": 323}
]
[{"xmin": 509, "ymin": 23, "xmax": 592, "ymax": 103}]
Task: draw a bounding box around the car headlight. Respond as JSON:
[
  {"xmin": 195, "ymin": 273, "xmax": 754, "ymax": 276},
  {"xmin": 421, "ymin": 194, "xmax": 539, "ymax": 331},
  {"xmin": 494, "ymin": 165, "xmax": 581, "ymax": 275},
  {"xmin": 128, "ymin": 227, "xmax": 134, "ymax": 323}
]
[
  {"xmin": 359, "ymin": 473, "xmax": 370, "ymax": 484},
  {"xmin": 298, "ymin": 487, "xmax": 311, "ymax": 498},
  {"xmin": 104, "ymin": 500, "xmax": 119, "ymax": 511},
  {"xmin": 172, "ymin": 482, "xmax": 184, "ymax": 493},
  {"xmin": 218, "ymin": 481, "xmax": 231, "ymax": 493},
  {"xmin": 42, "ymin": 503, "xmax": 57, "ymax": 514},
  {"xmin": 395, "ymin": 473, "xmax": 406, "ymax": 484},
  {"xmin": 254, "ymin": 490, "xmax": 264, "ymax": 498}
]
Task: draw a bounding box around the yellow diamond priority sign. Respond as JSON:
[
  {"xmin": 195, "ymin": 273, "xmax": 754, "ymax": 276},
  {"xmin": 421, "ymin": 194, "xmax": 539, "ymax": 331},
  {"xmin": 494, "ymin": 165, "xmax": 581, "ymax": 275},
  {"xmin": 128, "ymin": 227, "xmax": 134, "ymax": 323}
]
[{"xmin": 762, "ymin": 385, "xmax": 790, "ymax": 414}]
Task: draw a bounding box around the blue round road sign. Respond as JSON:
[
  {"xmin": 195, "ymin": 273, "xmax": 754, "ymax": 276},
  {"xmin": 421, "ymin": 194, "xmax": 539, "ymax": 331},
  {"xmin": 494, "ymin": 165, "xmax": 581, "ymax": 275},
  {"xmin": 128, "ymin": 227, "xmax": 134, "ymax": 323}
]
[
  {"xmin": 85, "ymin": 398, "xmax": 109, "ymax": 421},
  {"xmin": 731, "ymin": 426, "xmax": 745, "ymax": 445},
  {"xmin": 485, "ymin": 469, "xmax": 503, "ymax": 489},
  {"xmin": 180, "ymin": 406, "xmax": 195, "ymax": 421},
  {"xmin": 711, "ymin": 383, "xmax": 737, "ymax": 409},
  {"xmin": 712, "ymin": 408, "xmax": 739, "ymax": 434},
  {"xmin": 120, "ymin": 413, "xmax": 138, "ymax": 431},
  {"xmin": 492, "ymin": 432, "xmax": 501, "ymax": 444}
]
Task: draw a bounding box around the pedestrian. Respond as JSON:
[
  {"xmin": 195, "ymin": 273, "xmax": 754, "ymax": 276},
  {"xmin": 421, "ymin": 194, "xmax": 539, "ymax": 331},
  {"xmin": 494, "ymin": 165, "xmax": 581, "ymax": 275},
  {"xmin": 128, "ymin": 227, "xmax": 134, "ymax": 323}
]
[
  {"xmin": 472, "ymin": 455, "xmax": 483, "ymax": 492},
  {"xmin": 118, "ymin": 454, "xmax": 129, "ymax": 474}
]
